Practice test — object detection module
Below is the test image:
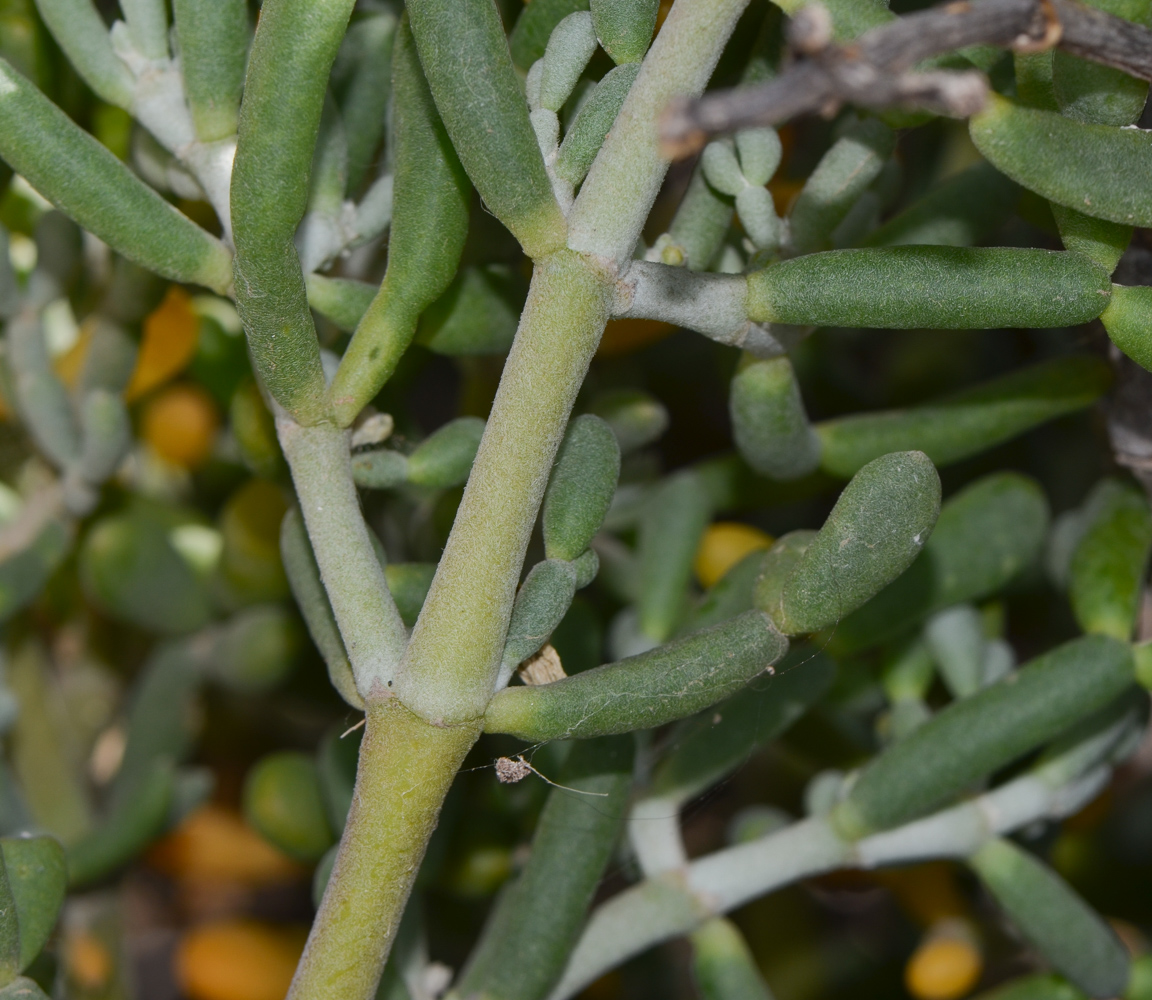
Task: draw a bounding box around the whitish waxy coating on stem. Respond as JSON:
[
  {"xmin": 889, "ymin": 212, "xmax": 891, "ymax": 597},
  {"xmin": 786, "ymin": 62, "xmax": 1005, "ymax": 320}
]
[
  {"xmin": 395, "ymin": 251, "xmax": 613, "ymax": 725},
  {"xmin": 483, "ymin": 610, "xmax": 788, "ymax": 740}
]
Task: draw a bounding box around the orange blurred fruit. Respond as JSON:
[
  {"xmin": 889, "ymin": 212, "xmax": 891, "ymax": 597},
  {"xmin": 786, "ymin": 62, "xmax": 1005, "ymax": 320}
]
[
  {"xmin": 125, "ymin": 285, "xmax": 200, "ymax": 402},
  {"xmin": 905, "ymin": 924, "xmax": 982, "ymax": 1000},
  {"xmin": 142, "ymin": 382, "xmax": 219, "ymax": 468},
  {"xmin": 176, "ymin": 920, "xmax": 307, "ymax": 1000},
  {"xmin": 694, "ymin": 522, "xmax": 774, "ymax": 589},
  {"xmin": 66, "ymin": 932, "xmax": 113, "ymax": 991},
  {"xmin": 147, "ymin": 805, "xmax": 302, "ymax": 886}
]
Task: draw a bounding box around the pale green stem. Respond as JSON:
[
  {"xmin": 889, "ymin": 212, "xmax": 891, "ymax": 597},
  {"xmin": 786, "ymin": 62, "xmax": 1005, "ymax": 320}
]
[
  {"xmin": 549, "ymin": 761, "xmax": 1114, "ymax": 1000},
  {"xmin": 277, "ymin": 417, "xmax": 407, "ymax": 699},
  {"xmin": 287, "ymin": 700, "xmax": 478, "ymax": 1000},
  {"xmin": 394, "ymin": 249, "xmax": 612, "ymax": 724},
  {"xmin": 566, "ymin": 0, "xmax": 752, "ymax": 267}
]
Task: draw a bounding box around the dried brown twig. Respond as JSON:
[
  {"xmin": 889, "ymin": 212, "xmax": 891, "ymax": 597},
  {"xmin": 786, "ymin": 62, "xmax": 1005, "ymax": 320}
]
[{"xmin": 660, "ymin": 0, "xmax": 1152, "ymax": 157}]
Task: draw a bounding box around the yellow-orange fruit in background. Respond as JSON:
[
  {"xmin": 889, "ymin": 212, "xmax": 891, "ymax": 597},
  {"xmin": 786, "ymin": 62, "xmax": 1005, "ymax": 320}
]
[
  {"xmin": 176, "ymin": 920, "xmax": 307, "ymax": 1000},
  {"xmin": 905, "ymin": 925, "xmax": 982, "ymax": 1000},
  {"xmin": 125, "ymin": 286, "xmax": 200, "ymax": 402},
  {"xmin": 142, "ymin": 383, "xmax": 219, "ymax": 468},
  {"xmin": 66, "ymin": 932, "xmax": 113, "ymax": 991},
  {"xmin": 147, "ymin": 805, "xmax": 302, "ymax": 886},
  {"xmin": 694, "ymin": 522, "xmax": 774, "ymax": 589}
]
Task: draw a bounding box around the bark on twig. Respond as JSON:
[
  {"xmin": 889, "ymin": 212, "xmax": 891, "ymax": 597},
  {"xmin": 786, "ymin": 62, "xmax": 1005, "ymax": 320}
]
[{"xmin": 660, "ymin": 0, "xmax": 1152, "ymax": 157}]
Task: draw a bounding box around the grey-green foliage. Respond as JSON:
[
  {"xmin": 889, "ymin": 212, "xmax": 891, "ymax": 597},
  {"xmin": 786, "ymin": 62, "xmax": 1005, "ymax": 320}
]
[
  {"xmin": 407, "ymin": 417, "xmax": 486, "ymax": 488},
  {"xmin": 1067, "ymin": 478, "xmax": 1152, "ymax": 640},
  {"xmin": 637, "ymin": 472, "xmax": 711, "ymax": 642},
  {"xmin": 756, "ymin": 451, "xmax": 941, "ymax": 635},
  {"xmin": 832, "ymin": 634, "xmax": 1135, "ymax": 837},
  {"xmin": 67, "ymin": 757, "xmax": 175, "ymax": 887},
  {"xmin": 588, "ymin": 389, "xmax": 669, "ymax": 453},
  {"xmin": 970, "ymin": 838, "xmax": 1129, "ymax": 998},
  {"xmin": 539, "ymin": 12, "xmax": 598, "ymax": 113},
  {"xmin": 556, "ymin": 63, "xmax": 641, "ymax": 186},
  {"xmin": 280, "ymin": 507, "xmax": 360, "ymax": 708},
  {"xmin": 730, "ymin": 356, "xmax": 821, "ymax": 481},
  {"xmin": 328, "ymin": 14, "xmax": 473, "ymax": 427},
  {"xmin": 668, "ymin": 166, "xmax": 733, "ymax": 271},
  {"xmin": 589, "ymin": 0, "xmax": 659, "ymax": 63},
  {"xmin": 510, "ymin": 0, "xmax": 590, "ymax": 68},
  {"xmin": 682, "ymin": 549, "xmax": 765, "ymax": 635},
  {"xmin": 406, "ymin": 0, "xmax": 565, "ymax": 257},
  {"xmin": 815, "ymin": 356, "xmax": 1111, "ymax": 478},
  {"xmin": 863, "ymin": 161, "xmax": 1019, "ymax": 248},
  {"xmin": 747, "ymin": 247, "xmax": 1111, "ymax": 330},
  {"xmin": 210, "ymin": 605, "xmax": 301, "ymax": 694},
  {"xmin": 305, "ymin": 274, "xmax": 377, "ymax": 333},
  {"xmin": 0, "ymin": 836, "xmax": 65, "ymax": 975},
  {"xmin": 0, "ymin": 518, "xmax": 70, "ymax": 626},
  {"xmin": 500, "ymin": 560, "xmax": 578, "ymax": 681},
  {"xmin": 456, "ymin": 736, "xmax": 633, "ymax": 1000},
  {"xmin": 651, "ymin": 646, "xmax": 835, "ymax": 804},
  {"xmin": 544, "ymin": 414, "xmax": 621, "ymax": 561},
  {"xmin": 483, "ymin": 610, "xmax": 788, "ymax": 740},
  {"xmin": 923, "ymin": 604, "xmax": 986, "ymax": 699},
  {"xmin": 1053, "ymin": 206, "xmax": 1131, "ymax": 273},
  {"xmin": 830, "ymin": 472, "xmax": 1050, "ymax": 651},
  {"xmin": 788, "ymin": 118, "xmax": 895, "ymax": 254},
  {"xmin": 384, "ymin": 564, "xmax": 436, "ymax": 628},
  {"xmin": 417, "ymin": 266, "xmax": 527, "ymax": 357},
  {"xmin": 970, "ymin": 94, "xmax": 1152, "ymax": 227},
  {"xmin": 1052, "ymin": 0, "xmax": 1149, "ymax": 129},
  {"xmin": 230, "ymin": 0, "xmax": 348, "ymax": 424},
  {"xmin": 1102, "ymin": 283, "xmax": 1152, "ymax": 372},
  {"xmin": 338, "ymin": 12, "xmax": 397, "ymax": 192},
  {"xmin": 690, "ymin": 917, "xmax": 775, "ymax": 1000},
  {"xmin": 0, "ymin": 60, "xmax": 231, "ymax": 293},
  {"xmin": 172, "ymin": 0, "xmax": 249, "ymax": 142},
  {"xmin": 78, "ymin": 510, "xmax": 213, "ymax": 635}
]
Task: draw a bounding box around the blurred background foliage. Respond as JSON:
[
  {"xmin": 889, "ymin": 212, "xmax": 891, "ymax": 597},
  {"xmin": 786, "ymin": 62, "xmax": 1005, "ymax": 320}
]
[{"xmin": 0, "ymin": 0, "xmax": 1150, "ymax": 997}]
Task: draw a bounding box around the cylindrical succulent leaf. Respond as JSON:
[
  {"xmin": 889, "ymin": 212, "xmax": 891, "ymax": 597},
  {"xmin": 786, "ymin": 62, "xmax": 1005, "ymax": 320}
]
[
  {"xmin": 747, "ymin": 247, "xmax": 1112, "ymax": 330},
  {"xmin": 543, "ymin": 414, "xmax": 621, "ymax": 561},
  {"xmin": 730, "ymin": 357, "xmax": 821, "ymax": 481},
  {"xmin": 970, "ymin": 94, "xmax": 1152, "ymax": 227},
  {"xmin": 456, "ymin": 736, "xmax": 634, "ymax": 1000},
  {"xmin": 483, "ymin": 609, "xmax": 788, "ymax": 740},
  {"xmin": 970, "ymin": 838, "xmax": 1129, "ymax": 999},
  {"xmin": 406, "ymin": 417, "xmax": 486, "ymax": 489},
  {"xmin": 832, "ymin": 634, "xmax": 1135, "ymax": 838},
  {"xmin": 758, "ymin": 451, "xmax": 941, "ymax": 635},
  {"xmin": 831, "ymin": 472, "xmax": 1050, "ymax": 652},
  {"xmin": 815, "ymin": 356, "xmax": 1111, "ymax": 478},
  {"xmin": 589, "ymin": 0, "xmax": 659, "ymax": 63},
  {"xmin": 1068, "ymin": 478, "xmax": 1152, "ymax": 640}
]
